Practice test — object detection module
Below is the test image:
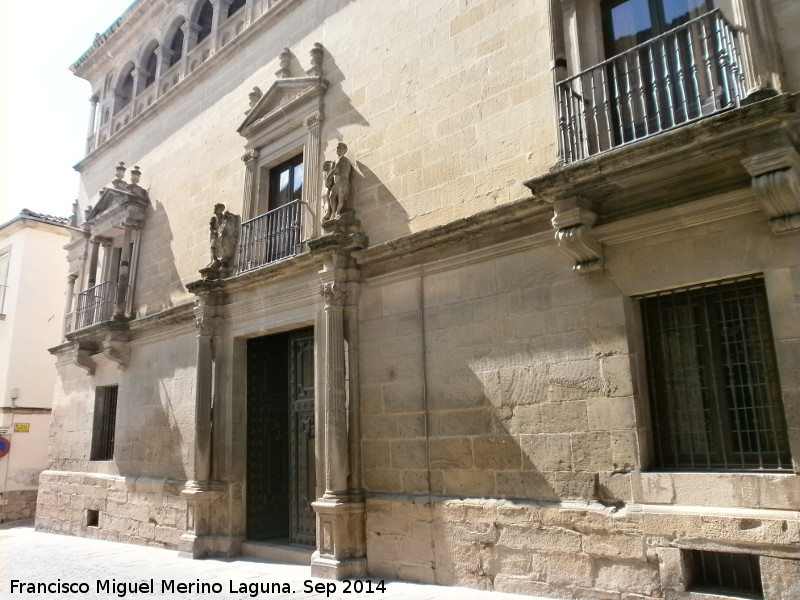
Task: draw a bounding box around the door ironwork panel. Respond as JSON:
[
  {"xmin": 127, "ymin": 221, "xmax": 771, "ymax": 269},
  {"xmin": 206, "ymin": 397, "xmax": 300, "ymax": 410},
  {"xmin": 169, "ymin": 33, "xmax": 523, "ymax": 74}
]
[{"xmin": 289, "ymin": 329, "xmax": 316, "ymax": 546}]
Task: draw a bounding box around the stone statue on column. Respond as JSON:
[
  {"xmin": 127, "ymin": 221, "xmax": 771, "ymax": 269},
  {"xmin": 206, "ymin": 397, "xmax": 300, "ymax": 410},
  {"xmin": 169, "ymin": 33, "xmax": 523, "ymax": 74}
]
[
  {"xmin": 202, "ymin": 203, "xmax": 240, "ymax": 279},
  {"xmin": 323, "ymin": 143, "xmax": 353, "ymax": 224}
]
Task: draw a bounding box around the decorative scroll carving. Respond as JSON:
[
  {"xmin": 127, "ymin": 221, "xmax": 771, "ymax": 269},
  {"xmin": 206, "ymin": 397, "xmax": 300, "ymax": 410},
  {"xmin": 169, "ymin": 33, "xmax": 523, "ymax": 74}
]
[
  {"xmin": 304, "ymin": 111, "xmax": 324, "ymax": 129},
  {"xmin": 73, "ymin": 344, "xmax": 96, "ymax": 375},
  {"xmin": 742, "ymin": 148, "xmax": 800, "ymax": 234},
  {"xmin": 201, "ymin": 204, "xmax": 240, "ymax": 279},
  {"xmin": 551, "ymin": 196, "xmax": 603, "ymax": 273},
  {"xmin": 320, "ymin": 282, "xmax": 347, "ymax": 307}
]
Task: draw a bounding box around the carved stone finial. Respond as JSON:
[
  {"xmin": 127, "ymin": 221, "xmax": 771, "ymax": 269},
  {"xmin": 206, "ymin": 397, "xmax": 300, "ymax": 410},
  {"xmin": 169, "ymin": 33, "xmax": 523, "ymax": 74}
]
[
  {"xmin": 307, "ymin": 42, "xmax": 323, "ymax": 77},
  {"xmin": 201, "ymin": 203, "xmax": 240, "ymax": 280},
  {"xmin": 127, "ymin": 166, "xmax": 148, "ymax": 200},
  {"xmin": 247, "ymin": 86, "xmax": 262, "ymax": 112},
  {"xmin": 70, "ymin": 201, "xmax": 79, "ymax": 227},
  {"xmin": 112, "ymin": 161, "xmax": 127, "ymax": 190},
  {"xmin": 551, "ymin": 196, "xmax": 603, "ymax": 273},
  {"xmin": 277, "ymin": 48, "xmax": 291, "ymax": 78},
  {"xmin": 322, "ymin": 142, "xmax": 352, "ymax": 224}
]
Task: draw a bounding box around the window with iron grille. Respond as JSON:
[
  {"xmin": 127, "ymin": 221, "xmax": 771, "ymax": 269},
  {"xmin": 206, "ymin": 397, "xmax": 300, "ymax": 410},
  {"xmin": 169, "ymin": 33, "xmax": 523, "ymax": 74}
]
[
  {"xmin": 687, "ymin": 549, "xmax": 763, "ymax": 598},
  {"xmin": 90, "ymin": 386, "xmax": 118, "ymax": 461},
  {"xmin": 640, "ymin": 275, "xmax": 791, "ymax": 471}
]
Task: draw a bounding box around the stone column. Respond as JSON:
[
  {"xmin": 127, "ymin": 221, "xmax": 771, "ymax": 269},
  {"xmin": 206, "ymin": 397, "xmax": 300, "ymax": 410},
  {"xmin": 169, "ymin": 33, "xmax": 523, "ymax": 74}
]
[
  {"xmin": 155, "ymin": 48, "xmax": 172, "ymax": 92},
  {"xmin": 731, "ymin": 0, "xmax": 783, "ymax": 99},
  {"xmin": 182, "ymin": 22, "xmax": 202, "ymax": 77},
  {"xmin": 86, "ymin": 95, "xmax": 99, "ymax": 154},
  {"xmin": 311, "ymin": 268, "xmax": 366, "ymax": 579},
  {"xmin": 210, "ymin": 0, "xmax": 231, "ymax": 53},
  {"xmin": 63, "ymin": 273, "xmax": 78, "ymax": 337},
  {"xmin": 241, "ymin": 149, "xmax": 259, "ymax": 221},
  {"xmin": 303, "ymin": 111, "xmax": 324, "ymax": 239},
  {"xmin": 86, "ymin": 238, "xmax": 101, "ymax": 289},
  {"xmin": 321, "ymin": 282, "xmax": 348, "ymax": 495},
  {"xmin": 114, "ymin": 225, "xmax": 133, "ymax": 319},
  {"xmin": 180, "ymin": 299, "xmax": 224, "ymax": 558},
  {"xmin": 129, "ymin": 68, "xmax": 140, "ymax": 112}
]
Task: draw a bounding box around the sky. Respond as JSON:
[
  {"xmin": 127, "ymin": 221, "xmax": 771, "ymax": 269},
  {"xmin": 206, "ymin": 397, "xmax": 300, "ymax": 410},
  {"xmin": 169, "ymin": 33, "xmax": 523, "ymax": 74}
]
[{"xmin": 0, "ymin": 0, "xmax": 136, "ymax": 224}]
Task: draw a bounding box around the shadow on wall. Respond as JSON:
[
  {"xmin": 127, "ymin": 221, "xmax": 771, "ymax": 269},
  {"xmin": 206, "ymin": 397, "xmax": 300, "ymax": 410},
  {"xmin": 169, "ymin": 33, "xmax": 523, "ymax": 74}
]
[
  {"xmin": 318, "ymin": 47, "xmax": 412, "ymax": 242},
  {"xmin": 361, "ymin": 250, "xmax": 639, "ymax": 588},
  {"xmin": 133, "ymin": 198, "xmax": 187, "ymax": 316}
]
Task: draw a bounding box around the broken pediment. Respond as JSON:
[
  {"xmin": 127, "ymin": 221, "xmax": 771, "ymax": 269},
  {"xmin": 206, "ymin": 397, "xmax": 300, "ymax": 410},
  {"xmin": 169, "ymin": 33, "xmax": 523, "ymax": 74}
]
[
  {"xmin": 85, "ymin": 163, "xmax": 149, "ymax": 231},
  {"xmin": 237, "ymin": 77, "xmax": 328, "ymax": 139}
]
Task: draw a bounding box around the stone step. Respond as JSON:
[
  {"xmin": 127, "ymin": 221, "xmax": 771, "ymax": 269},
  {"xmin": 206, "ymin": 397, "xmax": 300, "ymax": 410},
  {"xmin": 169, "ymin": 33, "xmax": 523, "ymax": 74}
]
[{"xmin": 240, "ymin": 540, "xmax": 314, "ymax": 565}]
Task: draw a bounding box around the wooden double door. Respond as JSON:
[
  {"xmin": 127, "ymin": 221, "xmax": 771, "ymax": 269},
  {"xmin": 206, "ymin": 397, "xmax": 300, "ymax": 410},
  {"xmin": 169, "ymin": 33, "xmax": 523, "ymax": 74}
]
[{"xmin": 246, "ymin": 328, "xmax": 316, "ymax": 545}]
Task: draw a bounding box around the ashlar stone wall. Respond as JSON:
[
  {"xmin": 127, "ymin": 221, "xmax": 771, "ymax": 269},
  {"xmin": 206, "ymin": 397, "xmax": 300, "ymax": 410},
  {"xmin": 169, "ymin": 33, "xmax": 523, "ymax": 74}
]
[{"xmin": 359, "ymin": 205, "xmax": 800, "ymax": 598}]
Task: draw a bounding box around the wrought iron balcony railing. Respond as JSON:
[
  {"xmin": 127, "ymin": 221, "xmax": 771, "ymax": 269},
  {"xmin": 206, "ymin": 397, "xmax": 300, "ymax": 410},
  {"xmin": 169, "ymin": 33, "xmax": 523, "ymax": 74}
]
[
  {"xmin": 237, "ymin": 200, "xmax": 302, "ymax": 273},
  {"xmin": 557, "ymin": 9, "xmax": 745, "ymax": 164},
  {"xmin": 75, "ymin": 281, "xmax": 123, "ymax": 330}
]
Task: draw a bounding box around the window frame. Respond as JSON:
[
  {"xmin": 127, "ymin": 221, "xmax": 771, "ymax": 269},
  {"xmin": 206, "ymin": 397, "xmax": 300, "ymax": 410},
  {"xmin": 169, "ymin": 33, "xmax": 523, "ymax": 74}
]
[
  {"xmin": 638, "ymin": 274, "xmax": 792, "ymax": 472},
  {"xmin": 90, "ymin": 385, "xmax": 119, "ymax": 461}
]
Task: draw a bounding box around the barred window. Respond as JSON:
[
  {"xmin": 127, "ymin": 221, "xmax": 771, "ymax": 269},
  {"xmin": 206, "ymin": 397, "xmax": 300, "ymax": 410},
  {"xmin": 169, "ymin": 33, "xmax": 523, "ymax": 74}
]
[
  {"xmin": 687, "ymin": 549, "xmax": 763, "ymax": 598},
  {"xmin": 640, "ymin": 275, "xmax": 791, "ymax": 471},
  {"xmin": 90, "ymin": 386, "xmax": 118, "ymax": 461}
]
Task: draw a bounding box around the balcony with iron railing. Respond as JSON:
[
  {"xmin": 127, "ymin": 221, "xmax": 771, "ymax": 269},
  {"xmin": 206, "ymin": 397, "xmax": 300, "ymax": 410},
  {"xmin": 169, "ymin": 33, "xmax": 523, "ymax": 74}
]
[
  {"xmin": 75, "ymin": 281, "xmax": 127, "ymax": 330},
  {"xmin": 557, "ymin": 9, "xmax": 745, "ymax": 164},
  {"xmin": 237, "ymin": 200, "xmax": 302, "ymax": 273}
]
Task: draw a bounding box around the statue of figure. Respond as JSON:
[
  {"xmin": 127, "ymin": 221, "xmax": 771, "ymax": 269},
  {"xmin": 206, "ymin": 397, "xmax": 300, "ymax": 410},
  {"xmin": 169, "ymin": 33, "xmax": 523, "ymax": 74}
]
[
  {"xmin": 323, "ymin": 143, "xmax": 352, "ymax": 221},
  {"xmin": 207, "ymin": 203, "xmax": 240, "ymax": 271},
  {"xmin": 127, "ymin": 166, "xmax": 148, "ymax": 200}
]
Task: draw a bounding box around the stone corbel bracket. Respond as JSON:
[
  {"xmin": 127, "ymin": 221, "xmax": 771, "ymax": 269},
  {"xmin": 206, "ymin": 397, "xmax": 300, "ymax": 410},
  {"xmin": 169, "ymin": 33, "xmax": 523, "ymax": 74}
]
[
  {"xmin": 73, "ymin": 344, "xmax": 97, "ymax": 375},
  {"xmin": 551, "ymin": 196, "xmax": 604, "ymax": 273},
  {"xmin": 742, "ymin": 147, "xmax": 800, "ymax": 234}
]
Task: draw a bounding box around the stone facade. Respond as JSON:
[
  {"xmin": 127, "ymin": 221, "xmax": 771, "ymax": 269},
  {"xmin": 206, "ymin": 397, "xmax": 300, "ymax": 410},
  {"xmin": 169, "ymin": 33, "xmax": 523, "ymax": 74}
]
[{"xmin": 38, "ymin": 0, "xmax": 800, "ymax": 598}]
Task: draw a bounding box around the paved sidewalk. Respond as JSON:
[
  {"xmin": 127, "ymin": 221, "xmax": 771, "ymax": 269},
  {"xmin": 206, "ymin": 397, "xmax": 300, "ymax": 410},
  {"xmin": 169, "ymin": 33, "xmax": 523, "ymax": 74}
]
[{"xmin": 0, "ymin": 521, "xmax": 554, "ymax": 600}]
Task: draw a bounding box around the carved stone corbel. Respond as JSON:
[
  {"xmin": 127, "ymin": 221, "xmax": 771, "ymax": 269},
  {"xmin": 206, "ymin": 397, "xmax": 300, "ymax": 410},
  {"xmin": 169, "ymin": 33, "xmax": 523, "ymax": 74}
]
[
  {"xmin": 551, "ymin": 196, "xmax": 604, "ymax": 273},
  {"xmin": 742, "ymin": 148, "xmax": 800, "ymax": 234},
  {"xmin": 99, "ymin": 337, "xmax": 130, "ymax": 368},
  {"xmin": 73, "ymin": 344, "xmax": 96, "ymax": 375}
]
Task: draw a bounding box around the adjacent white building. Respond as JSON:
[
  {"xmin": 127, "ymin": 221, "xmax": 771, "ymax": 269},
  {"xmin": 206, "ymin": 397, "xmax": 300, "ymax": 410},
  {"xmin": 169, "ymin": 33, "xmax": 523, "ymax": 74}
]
[{"xmin": 0, "ymin": 209, "xmax": 69, "ymax": 522}]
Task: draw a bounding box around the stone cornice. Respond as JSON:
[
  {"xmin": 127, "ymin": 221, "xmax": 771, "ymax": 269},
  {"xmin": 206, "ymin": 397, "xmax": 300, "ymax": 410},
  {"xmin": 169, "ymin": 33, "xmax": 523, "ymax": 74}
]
[
  {"xmin": 188, "ymin": 251, "xmax": 318, "ymax": 296},
  {"xmin": 353, "ymin": 195, "xmax": 551, "ymax": 272},
  {"xmin": 0, "ymin": 406, "xmax": 52, "ymax": 414}
]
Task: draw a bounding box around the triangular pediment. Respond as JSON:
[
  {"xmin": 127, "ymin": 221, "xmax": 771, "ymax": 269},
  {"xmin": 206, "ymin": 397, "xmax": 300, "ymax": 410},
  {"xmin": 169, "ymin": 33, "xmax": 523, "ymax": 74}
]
[{"xmin": 237, "ymin": 76, "xmax": 327, "ymax": 137}]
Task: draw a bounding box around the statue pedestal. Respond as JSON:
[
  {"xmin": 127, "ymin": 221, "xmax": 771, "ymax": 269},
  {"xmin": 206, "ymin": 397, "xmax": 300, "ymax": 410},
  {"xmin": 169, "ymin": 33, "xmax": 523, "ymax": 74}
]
[
  {"xmin": 310, "ymin": 495, "xmax": 367, "ymax": 579},
  {"xmin": 178, "ymin": 481, "xmax": 226, "ymax": 558}
]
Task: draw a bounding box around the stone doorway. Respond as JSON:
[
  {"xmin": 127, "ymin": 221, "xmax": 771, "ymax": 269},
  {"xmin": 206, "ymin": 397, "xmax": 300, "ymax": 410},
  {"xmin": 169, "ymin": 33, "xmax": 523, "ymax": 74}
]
[{"xmin": 246, "ymin": 328, "xmax": 316, "ymax": 545}]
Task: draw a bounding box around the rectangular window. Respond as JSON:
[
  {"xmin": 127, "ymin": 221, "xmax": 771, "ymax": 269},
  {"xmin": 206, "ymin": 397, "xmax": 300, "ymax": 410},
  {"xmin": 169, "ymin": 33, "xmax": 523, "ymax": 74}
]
[
  {"xmin": 687, "ymin": 550, "xmax": 763, "ymax": 598},
  {"xmin": 640, "ymin": 275, "xmax": 791, "ymax": 471},
  {"xmin": 90, "ymin": 386, "xmax": 118, "ymax": 461}
]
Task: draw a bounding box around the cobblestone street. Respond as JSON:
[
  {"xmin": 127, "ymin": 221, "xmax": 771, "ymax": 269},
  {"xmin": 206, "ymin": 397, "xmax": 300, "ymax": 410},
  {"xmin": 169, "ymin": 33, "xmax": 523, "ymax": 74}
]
[{"xmin": 0, "ymin": 521, "xmax": 553, "ymax": 600}]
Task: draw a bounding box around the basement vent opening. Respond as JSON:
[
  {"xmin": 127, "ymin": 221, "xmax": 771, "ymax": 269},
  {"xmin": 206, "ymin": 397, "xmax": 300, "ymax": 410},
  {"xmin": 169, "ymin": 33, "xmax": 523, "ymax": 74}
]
[
  {"xmin": 86, "ymin": 509, "xmax": 100, "ymax": 527},
  {"xmin": 687, "ymin": 549, "xmax": 763, "ymax": 598}
]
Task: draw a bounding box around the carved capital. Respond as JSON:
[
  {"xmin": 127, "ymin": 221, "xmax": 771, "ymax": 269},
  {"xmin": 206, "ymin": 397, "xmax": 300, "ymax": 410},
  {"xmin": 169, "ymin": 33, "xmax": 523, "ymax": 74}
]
[
  {"xmin": 742, "ymin": 148, "xmax": 800, "ymax": 234},
  {"xmin": 321, "ymin": 282, "xmax": 347, "ymax": 307},
  {"xmin": 551, "ymin": 196, "xmax": 603, "ymax": 273},
  {"xmin": 304, "ymin": 111, "xmax": 324, "ymax": 129}
]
